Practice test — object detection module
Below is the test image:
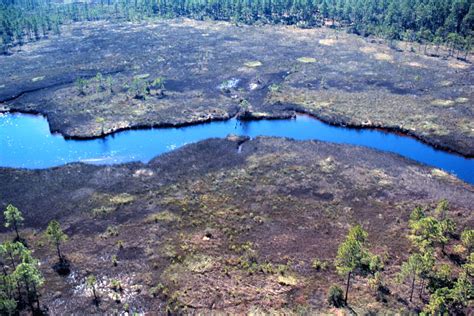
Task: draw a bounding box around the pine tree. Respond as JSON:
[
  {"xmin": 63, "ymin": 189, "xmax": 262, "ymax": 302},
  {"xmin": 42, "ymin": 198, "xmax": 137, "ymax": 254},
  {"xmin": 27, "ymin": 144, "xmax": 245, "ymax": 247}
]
[
  {"xmin": 45, "ymin": 220, "xmax": 68, "ymax": 263},
  {"xmin": 3, "ymin": 205, "xmax": 24, "ymax": 242},
  {"xmin": 461, "ymin": 229, "xmax": 474, "ymax": 253},
  {"xmin": 397, "ymin": 251, "xmax": 434, "ymax": 302},
  {"xmin": 335, "ymin": 224, "xmax": 372, "ymax": 305},
  {"xmin": 13, "ymin": 253, "xmax": 44, "ymax": 313}
]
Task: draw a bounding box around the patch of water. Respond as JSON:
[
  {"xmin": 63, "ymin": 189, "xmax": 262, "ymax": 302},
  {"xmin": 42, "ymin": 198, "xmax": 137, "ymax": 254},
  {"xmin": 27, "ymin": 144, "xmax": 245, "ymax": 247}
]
[{"xmin": 0, "ymin": 112, "xmax": 473, "ymax": 184}]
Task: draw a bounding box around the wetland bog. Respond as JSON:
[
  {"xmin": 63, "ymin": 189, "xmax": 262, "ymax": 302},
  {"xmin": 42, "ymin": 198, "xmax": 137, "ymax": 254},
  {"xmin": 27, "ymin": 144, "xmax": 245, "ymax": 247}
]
[
  {"xmin": 0, "ymin": 16, "xmax": 473, "ymax": 316},
  {"xmin": 1, "ymin": 19, "xmax": 472, "ymax": 155}
]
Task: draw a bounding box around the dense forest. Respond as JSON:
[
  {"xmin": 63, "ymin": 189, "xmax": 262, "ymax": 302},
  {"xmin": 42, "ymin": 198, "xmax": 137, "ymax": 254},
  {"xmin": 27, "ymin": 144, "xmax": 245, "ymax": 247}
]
[{"xmin": 1, "ymin": 0, "xmax": 473, "ymax": 55}]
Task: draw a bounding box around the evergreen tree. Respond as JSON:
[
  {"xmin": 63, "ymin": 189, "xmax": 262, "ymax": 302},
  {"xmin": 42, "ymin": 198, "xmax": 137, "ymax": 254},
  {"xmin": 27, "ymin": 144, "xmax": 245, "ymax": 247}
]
[
  {"xmin": 3, "ymin": 204, "xmax": 24, "ymax": 242},
  {"xmin": 0, "ymin": 0, "xmax": 472, "ymax": 49},
  {"xmin": 397, "ymin": 251, "xmax": 434, "ymax": 302},
  {"xmin": 461, "ymin": 229, "xmax": 474, "ymax": 253},
  {"xmin": 335, "ymin": 224, "xmax": 375, "ymax": 305},
  {"xmin": 13, "ymin": 253, "xmax": 44, "ymax": 313},
  {"xmin": 0, "ymin": 241, "xmax": 43, "ymax": 314},
  {"xmin": 45, "ymin": 220, "xmax": 68, "ymax": 263}
]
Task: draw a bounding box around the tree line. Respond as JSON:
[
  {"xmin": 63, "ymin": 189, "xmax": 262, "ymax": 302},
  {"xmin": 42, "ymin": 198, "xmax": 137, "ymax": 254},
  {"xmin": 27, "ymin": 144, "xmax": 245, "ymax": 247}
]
[{"xmin": 1, "ymin": 0, "xmax": 473, "ymax": 56}]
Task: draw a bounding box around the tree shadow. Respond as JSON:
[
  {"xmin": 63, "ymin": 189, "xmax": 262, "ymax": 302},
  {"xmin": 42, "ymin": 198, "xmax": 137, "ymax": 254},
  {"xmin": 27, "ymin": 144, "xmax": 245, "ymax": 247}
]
[{"xmin": 52, "ymin": 258, "xmax": 71, "ymax": 276}]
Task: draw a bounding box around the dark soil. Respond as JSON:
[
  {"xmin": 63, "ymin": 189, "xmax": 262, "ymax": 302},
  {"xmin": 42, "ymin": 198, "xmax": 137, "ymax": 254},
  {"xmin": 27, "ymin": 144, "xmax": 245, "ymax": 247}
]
[
  {"xmin": 0, "ymin": 137, "xmax": 472, "ymax": 314},
  {"xmin": 0, "ymin": 19, "xmax": 472, "ymax": 155}
]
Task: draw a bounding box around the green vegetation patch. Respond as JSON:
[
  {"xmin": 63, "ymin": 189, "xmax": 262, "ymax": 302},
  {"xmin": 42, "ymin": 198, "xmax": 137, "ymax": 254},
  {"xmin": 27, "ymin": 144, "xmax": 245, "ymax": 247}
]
[
  {"xmin": 133, "ymin": 73, "xmax": 150, "ymax": 80},
  {"xmin": 109, "ymin": 193, "xmax": 136, "ymax": 205},
  {"xmin": 91, "ymin": 206, "xmax": 116, "ymax": 218},
  {"xmin": 297, "ymin": 57, "xmax": 317, "ymax": 63},
  {"xmin": 145, "ymin": 211, "xmax": 181, "ymax": 224},
  {"xmin": 431, "ymin": 168, "xmax": 451, "ymax": 179},
  {"xmin": 277, "ymin": 274, "xmax": 298, "ymax": 286},
  {"xmin": 162, "ymin": 253, "xmax": 216, "ymax": 285},
  {"xmin": 95, "ymin": 117, "xmax": 105, "ymax": 124},
  {"xmin": 31, "ymin": 76, "xmax": 45, "ymax": 82},
  {"xmin": 420, "ymin": 121, "xmax": 450, "ymax": 136},
  {"xmin": 184, "ymin": 254, "xmax": 215, "ymax": 273},
  {"xmin": 89, "ymin": 193, "xmax": 136, "ymax": 218},
  {"xmin": 319, "ymin": 156, "xmax": 336, "ymax": 173},
  {"xmin": 244, "ymin": 61, "xmax": 263, "ymax": 68},
  {"xmin": 431, "ymin": 99, "xmax": 455, "ymax": 107},
  {"xmin": 268, "ymin": 83, "xmax": 281, "ymax": 93}
]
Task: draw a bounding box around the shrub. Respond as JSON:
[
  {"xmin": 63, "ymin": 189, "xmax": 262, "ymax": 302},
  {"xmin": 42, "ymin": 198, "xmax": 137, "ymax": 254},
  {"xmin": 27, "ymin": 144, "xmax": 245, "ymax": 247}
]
[
  {"xmin": 311, "ymin": 258, "xmax": 328, "ymax": 271},
  {"xmin": 91, "ymin": 206, "xmax": 115, "ymax": 218},
  {"xmin": 151, "ymin": 77, "xmax": 166, "ymax": 89},
  {"xmin": 105, "ymin": 75, "xmax": 114, "ymax": 93},
  {"xmin": 75, "ymin": 78, "xmax": 88, "ymax": 96},
  {"xmin": 277, "ymin": 274, "xmax": 298, "ymax": 286},
  {"xmin": 327, "ymin": 285, "xmax": 345, "ymax": 308},
  {"xmin": 149, "ymin": 283, "xmax": 166, "ymax": 298},
  {"xmin": 129, "ymin": 77, "xmax": 147, "ymax": 99},
  {"xmin": 111, "ymin": 255, "xmax": 118, "ymax": 267},
  {"xmin": 110, "ymin": 279, "xmax": 122, "ymax": 292},
  {"xmin": 461, "ymin": 229, "xmax": 474, "ymax": 253},
  {"xmin": 95, "ymin": 72, "xmax": 104, "ymax": 92},
  {"xmin": 268, "ymin": 83, "xmax": 281, "ymax": 93},
  {"xmin": 103, "ymin": 225, "xmax": 119, "ymax": 237},
  {"xmin": 116, "ymin": 240, "xmax": 124, "ymax": 249}
]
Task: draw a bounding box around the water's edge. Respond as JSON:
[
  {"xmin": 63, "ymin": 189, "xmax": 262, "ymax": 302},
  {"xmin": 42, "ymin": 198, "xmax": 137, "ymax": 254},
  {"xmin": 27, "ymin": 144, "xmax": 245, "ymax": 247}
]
[
  {"xmin": 4, "ymin": 106, "xmax": 471, "ymax": 158},
  {"xmin": 1, "ymin": 111, "xmax": 473, "ymax": 184}
]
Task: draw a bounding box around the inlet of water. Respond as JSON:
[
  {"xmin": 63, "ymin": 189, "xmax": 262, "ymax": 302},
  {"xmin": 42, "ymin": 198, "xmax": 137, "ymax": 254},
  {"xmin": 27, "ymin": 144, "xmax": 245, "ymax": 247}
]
[{"xmin": 0, "ymin": 112, "xmax": 472, "ymax": 184}]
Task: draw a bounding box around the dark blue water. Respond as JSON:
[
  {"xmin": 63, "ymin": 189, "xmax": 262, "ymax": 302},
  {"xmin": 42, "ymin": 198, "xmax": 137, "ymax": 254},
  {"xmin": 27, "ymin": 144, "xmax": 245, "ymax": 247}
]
[{"xmin": 0, "ymin": 112, "xmax": 473, "ymax": 184}]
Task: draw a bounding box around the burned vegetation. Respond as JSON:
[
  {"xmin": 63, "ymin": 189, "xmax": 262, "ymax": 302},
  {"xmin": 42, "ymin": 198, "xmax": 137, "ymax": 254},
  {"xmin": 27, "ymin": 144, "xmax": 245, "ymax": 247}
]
[
  {"xmin": 0, "ymin": 0, "xmax": 473, "ymax": 314},
  {"xmin": 0, "ymin": 137, "xmax": 473, "ymax": 314}
]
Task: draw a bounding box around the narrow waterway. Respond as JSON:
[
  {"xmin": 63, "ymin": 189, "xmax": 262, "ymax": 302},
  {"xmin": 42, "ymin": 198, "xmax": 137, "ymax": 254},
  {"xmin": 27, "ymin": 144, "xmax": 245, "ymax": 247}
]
[{"xmin": 0, "ymin": 112, "xmax": 473, "ymax": 184}]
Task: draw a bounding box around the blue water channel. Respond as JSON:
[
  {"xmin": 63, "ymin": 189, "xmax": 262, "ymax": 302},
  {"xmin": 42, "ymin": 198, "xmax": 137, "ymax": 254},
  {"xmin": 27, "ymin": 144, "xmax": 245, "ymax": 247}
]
[{"xmin": 0, "ymin": 112, "xmax": 473, "ymax": 184}]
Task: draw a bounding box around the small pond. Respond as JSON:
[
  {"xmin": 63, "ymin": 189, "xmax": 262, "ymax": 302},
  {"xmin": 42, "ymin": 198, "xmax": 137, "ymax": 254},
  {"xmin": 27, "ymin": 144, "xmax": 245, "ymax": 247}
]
[{"xmin": 0, "ymin": 112, "xmax": 473, "ymax": 184}]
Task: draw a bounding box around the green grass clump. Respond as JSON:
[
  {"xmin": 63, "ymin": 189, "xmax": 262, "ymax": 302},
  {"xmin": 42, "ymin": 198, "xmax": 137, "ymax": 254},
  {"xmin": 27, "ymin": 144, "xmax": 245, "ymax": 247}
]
[
  {"xmin": 31, "ymin": 76, "xmax": 45, "ymax": 82},
  {"xmin": 244, "ymin": 61, "xmax": 263, "ymax": 68},
  {"xmin": 145, "ymin": 211, "xmax": 181, "ymax": 223},
  {"xmin": 277, "ymin": 274, "xmax": 298, "ymax": 286},
  {"xmin": 109, "ymin": 193, "xmax": 135, "ymax": 205},
  {"xmin": 311, "ymin": 258, "xmax": 329, "ymax": 271},
  {"xmin": 297, "ymin": 57, "xmax": 317, "ymax": 63},
  {"xmin": 91, "ymin": 206, "xmax": 116, "ymax": 218},
  {"xmin": 133, "ymin": 73, "xmax": 150, "ymax": 80}
]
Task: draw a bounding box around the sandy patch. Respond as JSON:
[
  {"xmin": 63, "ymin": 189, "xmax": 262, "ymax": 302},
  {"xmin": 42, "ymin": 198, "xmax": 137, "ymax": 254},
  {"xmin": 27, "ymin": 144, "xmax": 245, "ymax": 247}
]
[
  {"xmin": 405, "ymin": 62, "xmax": 426, "ymax": 68},
  {"xmin": 431, "ymin": 99, "xmax": 455, "ymax": 107},
  {"xmin": 374, "ymin": 53, "xmax": 393, "ymax": 61},
  {"xmin": 319, "ymin": 38, "xmax": 337, "ymax": 46},
  {"xmin": 360, "ymin": 46, "xmax": 377, "ymax": 54},
  {"xmin": 448, "ymin": 60, "xmax": 470, "ymax": 69}
]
